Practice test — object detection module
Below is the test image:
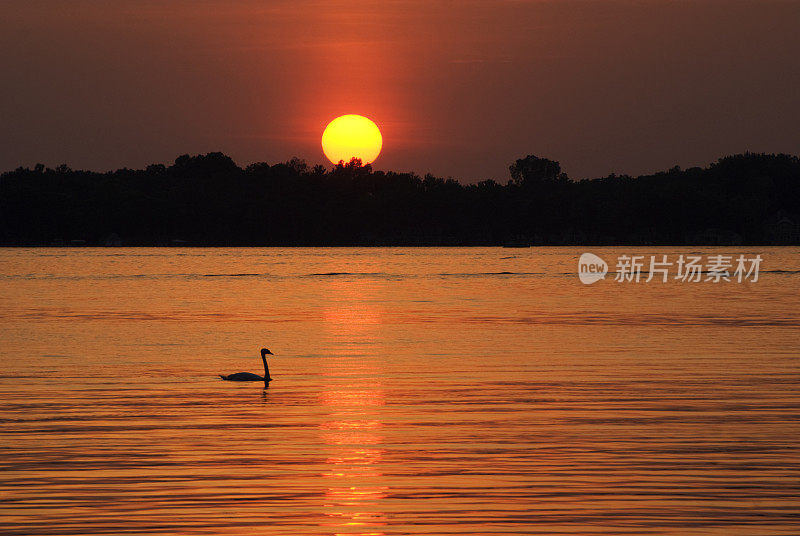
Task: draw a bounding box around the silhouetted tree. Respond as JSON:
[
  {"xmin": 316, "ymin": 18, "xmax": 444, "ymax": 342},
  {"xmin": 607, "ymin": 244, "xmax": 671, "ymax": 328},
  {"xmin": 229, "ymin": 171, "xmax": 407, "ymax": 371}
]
[{"xmin": 509, "ymin": 155, "xmax": 567, "ymax": 185}]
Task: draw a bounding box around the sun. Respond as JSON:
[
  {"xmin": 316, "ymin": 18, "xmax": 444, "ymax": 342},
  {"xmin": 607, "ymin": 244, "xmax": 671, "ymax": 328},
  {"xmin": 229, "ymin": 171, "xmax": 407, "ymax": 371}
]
[{"xmin": 321, "ymin": 114, "xmax": 382, "ymax": 165}]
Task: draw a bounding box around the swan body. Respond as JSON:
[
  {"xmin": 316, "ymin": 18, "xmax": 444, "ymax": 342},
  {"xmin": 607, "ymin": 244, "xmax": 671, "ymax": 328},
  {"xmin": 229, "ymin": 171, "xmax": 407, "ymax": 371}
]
[
  {"xmin": 220, "ymin": 348, "xmax": 273, "ymax": 382},
  {"xmin": 220, "ymin": 372, "xmax": 266, "ymax": 381}
]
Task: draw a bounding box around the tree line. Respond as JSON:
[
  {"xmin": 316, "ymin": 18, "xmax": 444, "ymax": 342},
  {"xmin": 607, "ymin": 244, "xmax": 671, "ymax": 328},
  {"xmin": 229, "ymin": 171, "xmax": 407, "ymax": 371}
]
[{"xmin": 1, "ymin": 152, "xmax": 798, "ymax": 246}]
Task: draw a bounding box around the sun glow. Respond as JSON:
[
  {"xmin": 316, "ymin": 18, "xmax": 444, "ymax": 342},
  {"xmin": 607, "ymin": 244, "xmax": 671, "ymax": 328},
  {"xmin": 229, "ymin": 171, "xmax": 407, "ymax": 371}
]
[{"xmin": 321, "ymin": 115, "xmax": 383, "ymax": 165}]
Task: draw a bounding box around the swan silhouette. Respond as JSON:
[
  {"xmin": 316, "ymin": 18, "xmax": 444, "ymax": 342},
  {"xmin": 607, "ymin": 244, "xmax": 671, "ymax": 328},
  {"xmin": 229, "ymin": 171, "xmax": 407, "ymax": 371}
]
[{"xmin": 220, "ymin": 348, "xmax": 273, "ymax": 382}]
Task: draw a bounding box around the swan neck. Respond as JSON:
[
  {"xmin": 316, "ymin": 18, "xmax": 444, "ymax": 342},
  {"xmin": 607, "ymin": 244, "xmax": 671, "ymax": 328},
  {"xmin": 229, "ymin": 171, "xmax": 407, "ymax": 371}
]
[{"xmin": 262, "ymin": 354, "xmax": 271, "ymax": 380}]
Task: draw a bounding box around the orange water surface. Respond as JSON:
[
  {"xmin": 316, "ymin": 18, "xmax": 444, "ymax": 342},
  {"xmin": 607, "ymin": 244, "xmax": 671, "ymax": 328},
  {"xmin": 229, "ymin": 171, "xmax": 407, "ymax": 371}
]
[{"xmin": 1, "ymin": 247, "xmax": 798, "ymax": 535}]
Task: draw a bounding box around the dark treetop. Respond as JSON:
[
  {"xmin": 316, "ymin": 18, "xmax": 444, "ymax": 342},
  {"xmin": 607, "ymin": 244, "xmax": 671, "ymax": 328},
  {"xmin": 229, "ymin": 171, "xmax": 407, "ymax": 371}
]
[{"xmin": 1, "ymin": 152, "xmax": 799, "ymax": 246}]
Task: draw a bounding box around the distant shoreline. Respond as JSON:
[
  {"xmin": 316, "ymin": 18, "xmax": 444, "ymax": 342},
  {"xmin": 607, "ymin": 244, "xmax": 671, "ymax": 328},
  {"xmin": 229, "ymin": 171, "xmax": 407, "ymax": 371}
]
[
  {"xmin": 2, "ymin": 152, "xmax": 798, "ymax": 247},
  {"xmin": 0, "ymin": 244, "xmax": 794, "ymax": 248}
]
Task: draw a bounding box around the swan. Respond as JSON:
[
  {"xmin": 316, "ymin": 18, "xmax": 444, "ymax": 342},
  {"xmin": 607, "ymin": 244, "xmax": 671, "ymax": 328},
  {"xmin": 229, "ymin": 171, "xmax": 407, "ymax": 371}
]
[{"xmin": 220, "ymin": 348, "xmax": 273, "ymax": 382}]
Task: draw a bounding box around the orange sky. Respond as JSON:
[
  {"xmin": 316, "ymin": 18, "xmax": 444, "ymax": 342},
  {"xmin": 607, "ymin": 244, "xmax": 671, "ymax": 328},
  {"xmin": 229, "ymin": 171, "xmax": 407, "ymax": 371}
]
[{"xmin": 1, "ymin": 0, "xmax": 799, "ymax": 181}]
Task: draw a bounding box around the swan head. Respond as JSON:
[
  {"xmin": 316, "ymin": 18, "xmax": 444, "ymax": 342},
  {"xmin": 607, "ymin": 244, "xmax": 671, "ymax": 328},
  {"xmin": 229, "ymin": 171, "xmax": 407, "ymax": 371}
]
[{"xmin": 261, "ymin": 348, "xmax": 273, "ymax": 357}]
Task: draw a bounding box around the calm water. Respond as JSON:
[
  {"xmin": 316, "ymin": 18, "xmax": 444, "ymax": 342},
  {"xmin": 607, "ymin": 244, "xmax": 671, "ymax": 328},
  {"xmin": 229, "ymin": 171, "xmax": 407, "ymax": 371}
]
[{"xmin": 1, "ymin": 247, "xmax": 799, "ymax": 535}]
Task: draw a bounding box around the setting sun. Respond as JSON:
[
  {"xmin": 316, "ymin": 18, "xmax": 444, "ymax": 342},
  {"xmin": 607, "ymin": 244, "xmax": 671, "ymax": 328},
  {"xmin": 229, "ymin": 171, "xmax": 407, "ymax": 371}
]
[{"xmin": 321, "ymin": 114, "xmax": 382, "ymax": 165}]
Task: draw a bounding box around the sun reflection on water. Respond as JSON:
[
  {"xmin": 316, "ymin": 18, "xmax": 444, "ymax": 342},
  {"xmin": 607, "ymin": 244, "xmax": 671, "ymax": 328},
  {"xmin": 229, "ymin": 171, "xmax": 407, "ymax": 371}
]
[{"xmin": 319, "ymin": 279, "xmax": 388, "ymax": 534}]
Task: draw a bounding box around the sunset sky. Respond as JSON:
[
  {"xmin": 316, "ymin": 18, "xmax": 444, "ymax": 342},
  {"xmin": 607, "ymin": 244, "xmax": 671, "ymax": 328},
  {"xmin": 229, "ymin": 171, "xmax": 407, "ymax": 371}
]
[{"xmin": 1, "ymin": 0, "xmax": 799, "ymax": 181}]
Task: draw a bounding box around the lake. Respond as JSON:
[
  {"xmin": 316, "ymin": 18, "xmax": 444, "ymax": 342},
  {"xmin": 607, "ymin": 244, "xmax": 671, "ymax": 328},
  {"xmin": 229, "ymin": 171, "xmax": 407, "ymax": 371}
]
[{"xmin": 1, "ymin": 247, "xmax": 798, "ymax": 535}]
